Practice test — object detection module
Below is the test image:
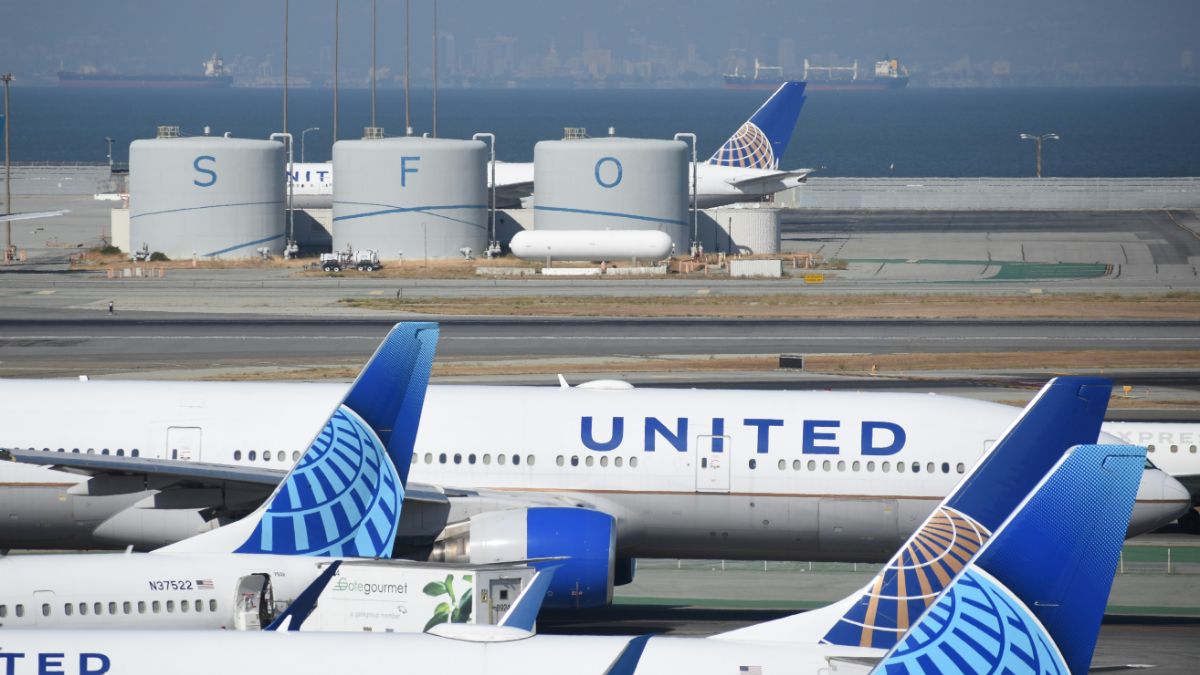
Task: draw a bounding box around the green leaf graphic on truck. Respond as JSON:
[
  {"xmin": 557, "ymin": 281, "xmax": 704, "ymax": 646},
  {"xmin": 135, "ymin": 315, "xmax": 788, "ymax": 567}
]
[{"xmin": 422, "ymin": 574, "xmax": 472, "ymax": 630}]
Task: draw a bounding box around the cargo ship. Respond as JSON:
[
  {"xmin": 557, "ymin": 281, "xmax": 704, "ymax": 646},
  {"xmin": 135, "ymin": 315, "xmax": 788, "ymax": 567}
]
[
  {"xmin": 57, "ymin": 54, "xmax": 233, "ymax": 89},
  {"xmin": 724, "ymin": 58, "xmax": 908, "ymax": 91}
]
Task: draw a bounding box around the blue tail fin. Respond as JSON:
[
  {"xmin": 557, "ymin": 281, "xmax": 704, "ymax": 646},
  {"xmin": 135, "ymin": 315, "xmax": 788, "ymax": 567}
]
[
  {"xmin": 714, "ymin": 377, "xmax": 1112, "ymax": 647},
  {"xmin": 158, "ymin": 322, "xmax": 439, "ymax": 557},
  {"xmin": 707, "ymin": 81, "xmax": 806, "ymax": 169},
  {"xmin": 873, "ymin": 444, "xmax": 1146, "ymax": 675}
]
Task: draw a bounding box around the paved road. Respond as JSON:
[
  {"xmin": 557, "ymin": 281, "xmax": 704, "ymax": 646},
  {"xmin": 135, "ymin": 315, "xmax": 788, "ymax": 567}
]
[{"xmin": 2, "ymin": 316, "xmax": 1197, "ymax": 365}]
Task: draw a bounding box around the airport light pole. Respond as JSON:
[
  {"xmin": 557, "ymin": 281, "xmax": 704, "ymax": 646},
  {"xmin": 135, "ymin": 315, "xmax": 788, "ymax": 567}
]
[
  {"xmin": 1019, "ymin": 132, "xmax": 1059, "ymax": 179},
  {"xmin": 105, "ymin": 136, "xmax": 114, "ymax": 169},
  {"xmin": 301, "ymin": 127, "xmax": 319, "ymax": 163},
  {"xmin": 3, "ymin": 72, "xmax": 12, "ymax": 260},
  {"xmin": 472, "ymin": 132, "xmax": 497, "ymax": 253},
  {"xmin": 673, "ymin": 132, "xmax": 699, "ymax": 252},
  {"xmin": 332, "ymin": 0, "xmax": 339, "ymax": 144}
]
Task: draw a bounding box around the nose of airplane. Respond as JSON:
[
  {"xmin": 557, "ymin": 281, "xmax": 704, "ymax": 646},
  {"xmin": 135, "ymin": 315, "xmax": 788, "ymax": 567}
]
[{"xmin": 1128, "ymin": 468, "xmax": 1193, "ymax": 537}]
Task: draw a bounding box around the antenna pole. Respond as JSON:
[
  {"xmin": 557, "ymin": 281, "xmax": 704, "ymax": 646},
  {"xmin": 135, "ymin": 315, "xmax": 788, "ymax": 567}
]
[
  {"xmin": 371, "ymin": 0, "xmax": 377, "ymax": 128},
  {"xmin": 432, "ymin": 0, "xmax": 438, "ymax": 138},
  {"xmin": 333, "ymin": 0, "xmax": 339, "ymax": 144},
  {"xmin": 404, "ymin": 0, "xmax": 411, "ymax": 135},
  {"xmin": 283, "ymin": 0, "xmax": 289, "ymax": 135}
]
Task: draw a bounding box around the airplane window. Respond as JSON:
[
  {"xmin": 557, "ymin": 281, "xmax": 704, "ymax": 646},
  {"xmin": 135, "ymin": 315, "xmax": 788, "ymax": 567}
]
[
  {"xmin": 897, "ymin": 462, "xmax": 906, "ymax": 474},
  {"xmin": 777, "ymin": 459, "xmax": 786, "ymax": 471},
  {"xmin": 821, "ymin": 460, "xmax": 831, "ymax": 472},
  {"xmin": 293, "ymin": 451, "xmax": 301, "ymax": 461},
  {"xmin": 793, "ymin": 459, "xmax": 802, "ymax": 471},
  {"xmin": 570, "ymin": 456, "xmax": 579, "ymax": 467},
  {"xmin": 249, "ymin": 451, "xmax": 257, "ymax": 461},
  {"xmin": 138, "ymin": 601, "xmax": 146, "ymax": 614},
  {"xmin": 1171, "ymin": 445, "xmax": 1179, "ymax": 453},
  {"xmin": 453, "ymin": 453, "xmax": 462, "ymax": 465},
  {"xmin": 600, "ymin": 456, "xmax": 608, "ymax": 467},
  {"xmin": 629, "ymin": 457, "xmax": 638, "ymax": 468},
  {"xmin": 101, "ymin": 449, "xmax": 109, "ymax": 455},
  {"xmin": 194, "ymin": 600, "xmax": 202, "ymax": 612},
  {"xmin": 117, "ymin": 449, "xmax": 125, "ymax": 456},
  {"xmin": 424, "ymin": 453, "xmax": 433, "ymax": 464},
  {"xmin": 42, "ymin": 603, "xmax": 50, "ymax": 617},
  {"xmin": 94, "ymin": 602, "xmax": 102, "ymax": 615},
  {"xmin": 79, "ymin": 603, "xmax": 88, "ymax": 615},
  {"xmin": 166, "ymin": 600, "xmax": 175, "ymax": 613},
  {"xmin": 483, "ymin": 454, "xmax": 492, "ymax": 465},
  {"xmin": 748, "ymin": 459, "xmax": 757, "ymax": 469},
  {"xmin": 1192, "ymin": 446, "xmax": 1197, "ymax": 453},
  {"xmin": 942, "ymin": 462, "xmax": 950, "ymax": 474},
  {"xmin": 181, "ymin": 600, "xmax": 189, "ymax": 613},
  {"xmin": 513, "ymin": 454, "xmax": 521, "ymax": 466},
  {"xmin": 263, "ymin": 452, "xmax": 271, "ymax": 462},
  {"xmin": 911, "ymin": 462, "xmax": 921, "ymax": 474},
  {"xmin": 278, "ymin": 451, "xmax": 286, "ymax": 462},
  {"xmin": 1147, "ymin": 445, "xmax": 1156, "ymax": 452},
  {"xmin": 108, "ymin": 602, "xmax": 116, "ymax": 614},
  {"xmin": 14, "ymin": 605, "xmax": 22, "ymax": 618},
  {"xmin": 86, "ymin": 448, "xmax": 94, "ymax": 454},
  {"xmin": 152, "ymin": 601, "xmax": 160, "ymax": 613},
  {"xmin": 209, "ymin": 600, "xmax": 218, "ymax": 612},
  {"xmin": 926, "ymin": 462, "xmax": 935, "ymax": 474},
  {"xmin": 497, "ymin": 454, "xmax": 506, "ymax": 465},
  {"xmin": 62, "ymin": 604, "xmax": 71, "ymax": 616},
  {"xmin": 0, "ymin": 606, "xmax": 6, "ymax": 618},
  {"xmin": 527, "ymin": 455, "xmax": 536, "ymax": 466},
  {"xmin": 72, "ymin": 448, "xmax": 79, "ymax": 453},
  {"xmin": 234, "ymin": 451, "xmax": 242, "ymax": 461},
  {"xmin": 42, "ymin": 447, "xmax": 49, "ymax": 452},
  {"xmin": 556, "ymin": 456, "xmax": 565, "ymax": 467},
  {"xmin": 468, "ymin": 454, "xmax": 477, "ymax": 465},
  {"xmin": 585, "ymin": 456, "xmax": 594, "ymax": 467},
  {"xmin": 804, "ymin": 460, "xmax": 813, "ymax": 471},
  {"xmin": 123, "ymin": 601, "xmax": 131, "ymax": 614},
  {"xmin": 958, "ymin": 463, "xmax": 966, "ymax": 473},
  {"xmin": 614, "ymin": 456, "xmax": 623, "ymax": 467},
  {"xmin": 57, "ymin": 448, "xmax": 64, "ymax": 452},
  {"xmin": 852, "ymin": 461, "xmax": 861, "ymax": 472},
  {"xmin": 132, "ymin": 449, "xmax": 139, "ymax": 457},
  {"xmin": 837, "ymin": 460, "xmax": 846, "ymax": 472},
  {"xmin": 439, "ymin": 453, "xmax": 447, "ymax": 464}
]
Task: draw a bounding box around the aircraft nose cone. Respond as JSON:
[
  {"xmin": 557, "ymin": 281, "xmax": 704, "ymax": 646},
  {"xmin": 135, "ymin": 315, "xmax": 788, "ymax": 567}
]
[{"xmin": 1128, "ymin": 469, "xmax": 1193, "ymax": 537}]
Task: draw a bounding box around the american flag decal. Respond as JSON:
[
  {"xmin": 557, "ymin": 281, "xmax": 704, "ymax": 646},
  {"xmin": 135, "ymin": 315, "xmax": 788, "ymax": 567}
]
[
  {"xmin": 196, "ymin": 579, "xmax": 215, "ymax": 590},
  {"xmin": 739, "ymin": 667, "xmax": 762, "ymax": 675}
]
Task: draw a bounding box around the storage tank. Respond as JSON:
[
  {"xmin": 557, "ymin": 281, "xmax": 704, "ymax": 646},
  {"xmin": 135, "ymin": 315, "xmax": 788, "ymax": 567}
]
[
  {"xmin": 509, "ymin": 230, "xmax": 672, "ymax": 262},
  {"xmin": 533, "ymin": 138, "xmax": 688, "ymax": 256},
  {"xmin": 129, "ymin": 135, "xmax": 284, "ymax": 259},
  {"xmin": 699, "ymin": 204, "xmax": 782, "ymax": 255},
  {"xmin": 333, "ymin": 137, "xmax": 487, "ymax": 259}
]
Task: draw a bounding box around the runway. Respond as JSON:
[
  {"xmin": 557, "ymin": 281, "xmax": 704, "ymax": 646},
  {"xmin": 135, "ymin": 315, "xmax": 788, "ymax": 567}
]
[{"xmin": 1, "ymin": 316, "xmax": 1197, "ymax": 367}]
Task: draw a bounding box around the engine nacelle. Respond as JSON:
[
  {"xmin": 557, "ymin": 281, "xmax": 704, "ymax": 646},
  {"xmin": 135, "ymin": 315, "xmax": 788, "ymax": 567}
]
[{"xmin": 431, "ymin": 507, "xmax": 615, "ymax": 609}]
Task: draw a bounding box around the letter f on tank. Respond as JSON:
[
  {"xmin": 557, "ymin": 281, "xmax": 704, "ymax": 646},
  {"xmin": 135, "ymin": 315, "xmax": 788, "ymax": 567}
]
[{"xmin": 401, "ymin": 156, "xmax": 420, "ymax": 187}]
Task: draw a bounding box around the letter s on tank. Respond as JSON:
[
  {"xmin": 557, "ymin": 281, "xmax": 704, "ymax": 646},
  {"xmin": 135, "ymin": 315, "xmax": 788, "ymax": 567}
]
[{"xmin": 192, "ymin": 155, "xmax": 217, "ymax": 187}]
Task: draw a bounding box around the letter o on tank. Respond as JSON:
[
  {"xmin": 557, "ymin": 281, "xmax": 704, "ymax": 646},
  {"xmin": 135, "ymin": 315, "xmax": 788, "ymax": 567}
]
[{"xmin": 594, "ymin": 156, "xmax": 622, "ymax": 188}]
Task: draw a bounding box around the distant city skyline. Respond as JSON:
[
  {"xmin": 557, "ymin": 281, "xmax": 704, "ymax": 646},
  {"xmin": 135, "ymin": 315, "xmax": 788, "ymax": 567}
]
[{"xmin": 1, "ymin": 1, "xmax": 1197, "ymax": 88}]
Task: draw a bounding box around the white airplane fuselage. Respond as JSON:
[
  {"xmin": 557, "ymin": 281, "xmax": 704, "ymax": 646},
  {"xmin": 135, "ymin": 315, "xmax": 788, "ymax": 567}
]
[{"xmin": 0, "ymin": 380, "xmax": 1189, "ymax": 559}]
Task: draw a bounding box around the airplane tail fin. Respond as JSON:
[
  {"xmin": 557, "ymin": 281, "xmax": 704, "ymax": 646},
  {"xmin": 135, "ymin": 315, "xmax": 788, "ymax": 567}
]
[
  {"xmin": 872, "ymin": 443, "xmax": 1145, "ymax": 675},
  {"xmin": 707, "ymin": 81, "xmax": 806, "ymax": 170},
  {"xmin": 158, "ymin": 322, "xmax": 439, "ymax": 557},
  {"xmin": 715, "ymin": 376, "xmax": 1111, "ymax": 646}
]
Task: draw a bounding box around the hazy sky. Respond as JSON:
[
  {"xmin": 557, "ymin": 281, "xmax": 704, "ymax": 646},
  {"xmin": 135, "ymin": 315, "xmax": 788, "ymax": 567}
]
[{"xmin": 1, "ymin": 0, "xmax": 1197, "ymax": 82}]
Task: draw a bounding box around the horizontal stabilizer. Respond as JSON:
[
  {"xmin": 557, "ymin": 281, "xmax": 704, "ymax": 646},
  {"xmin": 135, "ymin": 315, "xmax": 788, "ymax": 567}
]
[
  {"xmin": 264, "ymin": 560, "xmax": 342, "ymax": 631},
  {"xmin": 498, "ymin": 565, "xmax": 558, "ymax": 631},
  {"xmin": 724, "ymin": 169, "xmax": 814, "ymax": 189}
]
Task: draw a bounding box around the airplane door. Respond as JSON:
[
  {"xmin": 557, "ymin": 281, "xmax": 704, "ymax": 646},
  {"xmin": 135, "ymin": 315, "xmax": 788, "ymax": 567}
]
[
  {"xmin": 233, "ymin": 574, "xmax": 274, "ymax": 630},
  {"xmin": 167, "ymin": 426, "xmax": 202, "ymax": 462},
  {"xmin": 695, "ymin": 435, "xmax": 731, "ymax": 493},
  {"xmin": 32, "ymin": 590, "xmax": 54, "ymax": 626},
  {"xmin": 487, "ymin": 577, "xmax": 524, "ymax": 625}
]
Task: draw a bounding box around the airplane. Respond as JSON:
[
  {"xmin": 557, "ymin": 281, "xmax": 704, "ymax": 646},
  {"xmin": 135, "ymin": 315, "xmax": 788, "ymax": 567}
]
[
  {"xmin": 1104, "ymin": 421, "xmax": 1200, "ymax": 501},
  {"xmin": 286, "ymin": 81, "xmax": 814, "ymax": 211},
  {"xmin": 0, "ymin": 322, "xmax": 450, "ymax": 630},
  {"xmin": 0, "ymin": 376, "xmax": 1189, "ymax": 612},
  {"xmin": 0, "ymin": 377, "xmax": 1148, "ymax": 675}
]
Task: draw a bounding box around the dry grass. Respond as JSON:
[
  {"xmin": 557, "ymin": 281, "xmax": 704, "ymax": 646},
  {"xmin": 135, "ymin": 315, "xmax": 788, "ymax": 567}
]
[
  {"xmin": 802, "ymin": 350, "xmax": 1200, "ymax": 373},
  {"xmin": 340, "ymin": 292, "xmax": 1200, "ymax": 320}
]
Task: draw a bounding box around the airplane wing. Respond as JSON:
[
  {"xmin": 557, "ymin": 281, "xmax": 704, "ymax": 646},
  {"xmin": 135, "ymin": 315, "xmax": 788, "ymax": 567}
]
[
  {"xmin": 494, "ymin": 180, "xmax": 535, "ymax": 208},
  {"xmin": 0, "ymin": 447, "xmax": 450, "ymax": 504},
  {"xmin": 0, "ymin": 209, "xmax": 70, "ymax": 222},
  {"xmin": 724, "ymin": 169, "xmax": 813, "ymax": 189}
]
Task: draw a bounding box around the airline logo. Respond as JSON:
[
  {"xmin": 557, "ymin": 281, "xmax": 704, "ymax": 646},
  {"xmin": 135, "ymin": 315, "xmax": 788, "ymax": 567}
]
[
  {"xmin": 580, "ymin": 416, "xmax": 906, "ymax": 456},
  {"xmin": 708, "ymin": 121, "xmax": 777, "ymax": 170},
  {"xmin": 823, "ymin": 506, "xmax": 991, "ymax": 649},
  {"xmin": 235, "ymin": 405, "xmax": 400, "ymax": 557}
]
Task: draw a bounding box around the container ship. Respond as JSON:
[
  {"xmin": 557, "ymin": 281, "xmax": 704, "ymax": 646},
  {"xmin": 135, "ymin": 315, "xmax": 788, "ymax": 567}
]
[
  {"xmin": 724, "ymin": 58, "xmax": 908, "ymax": 91},
  {"xmin": 57, "ymin": 54, "xmax": 233, "ymax": 89}
]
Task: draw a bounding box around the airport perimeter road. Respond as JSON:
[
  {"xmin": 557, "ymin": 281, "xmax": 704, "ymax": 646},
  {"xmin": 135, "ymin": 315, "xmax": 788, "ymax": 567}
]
[{"xmin": 1, "ymin": 316, "xmax": 1197, "ymax": 368}]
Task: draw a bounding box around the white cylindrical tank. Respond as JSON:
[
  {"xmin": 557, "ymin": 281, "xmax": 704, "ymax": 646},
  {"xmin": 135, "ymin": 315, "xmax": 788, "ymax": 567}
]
[
  {"xmin": 333, "ymin": 137, "xmax": 487, "ymax": 259},
  {"xmin": 534, "ymin": 138, "xmax": 688, "ymax": 256},
  {"xmin": 700, "ymin": 204, "xmax": 782, "ymax": 255},
  {"xmin": 129, "ymin": 137, "xmax": 284, "ymax": 259},
  {"xmin": 509, "ymin": 230, "xmax": 672, "ymax": 262}
]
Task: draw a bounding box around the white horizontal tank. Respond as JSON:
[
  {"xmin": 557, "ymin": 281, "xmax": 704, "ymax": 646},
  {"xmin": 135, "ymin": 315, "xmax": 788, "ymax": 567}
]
[
  {"xmin": 534, "ymin": 138, "xmax": 688, "ymax": 256},
  {"xmin": 129, "ymin": 136, "xmax": 285, "ymax": 259},
  {"xmin": 333, "ymin": 136, "xmax": 487, "ymax": 260},
  {"xmin": 509, "ymin": 230, "xmax": 673, "ymax": 262}
]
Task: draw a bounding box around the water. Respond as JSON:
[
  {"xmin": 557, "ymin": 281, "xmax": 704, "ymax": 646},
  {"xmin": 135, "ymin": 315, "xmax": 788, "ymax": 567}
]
[{"xmin": 5, "ymin": 86, "xmax": 1199, "ymax": 177}]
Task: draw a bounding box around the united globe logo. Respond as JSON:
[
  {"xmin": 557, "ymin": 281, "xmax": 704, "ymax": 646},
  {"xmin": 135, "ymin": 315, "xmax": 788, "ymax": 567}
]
[
  {"xmin": 710, "ymin": 122, "xmax": 776, "ymax": 170},
  {"xmin": 236, "ymin": 404, "xmax": 401, "ymax": 557}
]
